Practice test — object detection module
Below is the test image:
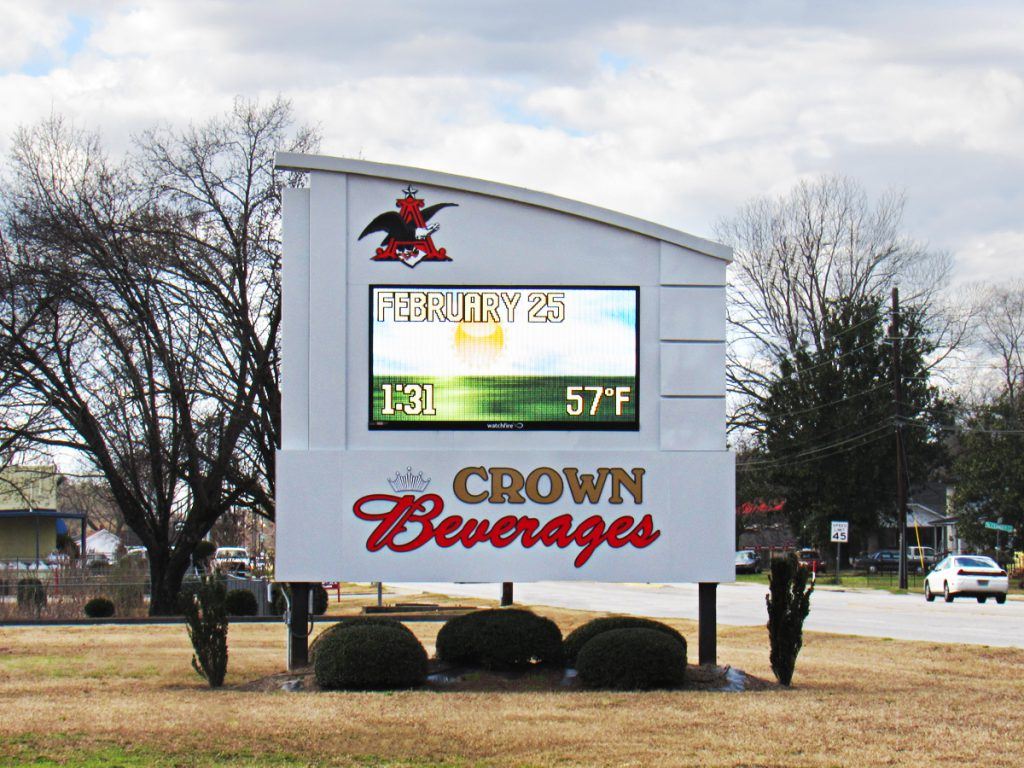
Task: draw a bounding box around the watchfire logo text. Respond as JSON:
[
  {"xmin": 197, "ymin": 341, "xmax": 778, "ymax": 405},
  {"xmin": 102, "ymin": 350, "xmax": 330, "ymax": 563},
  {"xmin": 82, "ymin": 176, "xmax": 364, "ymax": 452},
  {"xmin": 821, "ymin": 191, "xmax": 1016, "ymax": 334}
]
[{"xmin": 352, "ymin": 466, "xmax": 660, "ymax": 567}]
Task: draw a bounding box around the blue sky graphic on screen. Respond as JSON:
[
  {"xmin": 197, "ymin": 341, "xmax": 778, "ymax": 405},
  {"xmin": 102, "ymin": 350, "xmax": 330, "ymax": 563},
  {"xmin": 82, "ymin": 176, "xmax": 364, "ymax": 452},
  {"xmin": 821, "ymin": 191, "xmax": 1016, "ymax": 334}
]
[{"xmin": 370, "ymin": 287, "xmax": 638, "ymax": 429}]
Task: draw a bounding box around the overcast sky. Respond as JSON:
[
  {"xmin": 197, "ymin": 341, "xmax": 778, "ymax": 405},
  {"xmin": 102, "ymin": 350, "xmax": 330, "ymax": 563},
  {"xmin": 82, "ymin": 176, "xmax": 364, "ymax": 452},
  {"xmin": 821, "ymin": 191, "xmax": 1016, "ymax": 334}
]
[{"xmin": 2, "ymin": 0, "xmax": 1022, "ymax": 284}]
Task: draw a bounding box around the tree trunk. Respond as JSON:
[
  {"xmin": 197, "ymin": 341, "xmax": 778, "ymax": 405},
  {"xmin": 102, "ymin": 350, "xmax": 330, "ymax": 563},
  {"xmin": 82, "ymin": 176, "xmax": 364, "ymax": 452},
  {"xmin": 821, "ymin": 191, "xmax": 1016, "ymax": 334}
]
[{"xmin": 148, "ymin": 550, "xmax": 191, "ymax": 616}]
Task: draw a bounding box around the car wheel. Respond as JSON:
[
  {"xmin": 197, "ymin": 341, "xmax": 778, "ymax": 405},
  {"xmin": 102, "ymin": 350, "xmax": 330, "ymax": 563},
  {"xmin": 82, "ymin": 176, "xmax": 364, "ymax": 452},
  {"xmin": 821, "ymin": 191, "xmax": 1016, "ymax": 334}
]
[
  {"xmin": 996, "ymin": 594, "xmax": 1007, "ymax": 605},
  {"xmin": 943, "ymin": 582, "xmax": 953, "ymax": 602},
  {"xmin": 869, "ymin": 565, "xmax": 877, "ymax": 574},
  {"xmin": 977, "ymin": 596, "xmax": 987, "ymax": 604},
  {"xmin": 924, "ymin": 582, "xmax": 935, "ymax": 602}
]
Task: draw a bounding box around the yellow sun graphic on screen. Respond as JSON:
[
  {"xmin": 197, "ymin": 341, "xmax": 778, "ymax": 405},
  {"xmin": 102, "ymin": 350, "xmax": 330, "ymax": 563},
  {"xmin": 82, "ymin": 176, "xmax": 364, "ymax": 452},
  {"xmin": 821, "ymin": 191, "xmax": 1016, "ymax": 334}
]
[{"xmin": 454, "ymin": 321, "xmax": 505, "ymax": 365}]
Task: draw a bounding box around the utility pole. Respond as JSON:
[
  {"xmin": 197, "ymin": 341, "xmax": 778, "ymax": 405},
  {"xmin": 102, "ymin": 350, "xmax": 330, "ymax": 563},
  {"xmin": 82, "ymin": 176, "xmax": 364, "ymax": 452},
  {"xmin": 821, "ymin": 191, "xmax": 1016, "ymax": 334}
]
[{"xmin": 891, "ymin": 287, "xmax": 908, "ymax": 590}]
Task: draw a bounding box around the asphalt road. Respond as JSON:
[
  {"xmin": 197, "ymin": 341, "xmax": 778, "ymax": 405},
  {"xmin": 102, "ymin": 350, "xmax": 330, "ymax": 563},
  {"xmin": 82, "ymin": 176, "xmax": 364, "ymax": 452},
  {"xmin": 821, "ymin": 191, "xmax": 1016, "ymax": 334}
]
[{"xmin": 392, "ymin": 581, "xmax": 1024, "ymax": 648}]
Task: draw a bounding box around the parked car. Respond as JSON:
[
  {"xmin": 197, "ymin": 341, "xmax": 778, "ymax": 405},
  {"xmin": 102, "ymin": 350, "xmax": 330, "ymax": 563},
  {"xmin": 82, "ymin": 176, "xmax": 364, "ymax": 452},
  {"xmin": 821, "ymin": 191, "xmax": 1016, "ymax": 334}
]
[
  {"xmin": 852, "ymin": 549, "xmax": 900, "ymax": 573},
  {"xmin": 925, "ymin": 555, "xmax": 1008, "ymax": 603},
  {"xmin": 213, "ymin": 546, "xmax": 251, "ymax": 574},
  {"xmin": 735, "ymin": 550, "xmax": 762, "ymax": 574},
  {"xmin": 908, "ymin": 546, "xmax": 939, "ymax": 570},
  {"xmin": 796, "ymin": 548, "xmax": 823, "ymax": 573}
]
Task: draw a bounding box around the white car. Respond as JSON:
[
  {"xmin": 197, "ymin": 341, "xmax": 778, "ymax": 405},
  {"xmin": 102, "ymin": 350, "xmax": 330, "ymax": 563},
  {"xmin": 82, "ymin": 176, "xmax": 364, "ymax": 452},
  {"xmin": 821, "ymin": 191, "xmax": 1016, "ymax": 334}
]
[
  {"xmin": 213, "ymin": 546, "xmax": 251, "ymax": 573},
  {"xmin": 924, "ymin": 555, "xmax": 1008, "ymax": 604}
]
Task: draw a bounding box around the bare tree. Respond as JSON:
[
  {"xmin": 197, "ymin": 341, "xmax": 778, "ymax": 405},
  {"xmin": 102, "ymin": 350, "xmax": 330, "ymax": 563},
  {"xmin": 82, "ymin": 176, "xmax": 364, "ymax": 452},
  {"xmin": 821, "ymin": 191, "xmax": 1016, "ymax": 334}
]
[
  {"xmin": 717, "ymin": 174, "xmax": 961, "ymax": 434},
  {"xmin": 975, "ymin": 280, "xmax": 1024, "ymax": 405},
  {"xmin": 136, "ymin": 97, "xmax": 318, "ymax": 520},
  {"xmin": 0, "ymin": 102, "xmax": 315, "ymax": 612}
]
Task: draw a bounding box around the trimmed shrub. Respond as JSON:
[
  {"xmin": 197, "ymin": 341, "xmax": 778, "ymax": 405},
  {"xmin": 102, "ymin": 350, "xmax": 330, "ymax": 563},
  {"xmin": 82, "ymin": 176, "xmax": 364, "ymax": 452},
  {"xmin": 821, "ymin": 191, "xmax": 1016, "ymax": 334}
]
[
  {"xmin": 435, "ymin": 608, "xmax": 562, "ymax": 670},
  {"xmin": 16, "ymin": 578, "xmax": 46, "ymax": 609},
  {"xmin": 84, "ymin": 597, "xmax": 115, "ymax": 618},
  {"xmin": 193, "ymin": 540, "xmax": 216, "ymax": 564},
  {"xmin": 310, "ymin": 617, "xmax": 417, "ymax": 661},
  {"xmin": 311, "ymin": 584, "xmax": 329, "ymax": 615},
  {"xmin": 271, "ymin": 583, "xmax": 329, "ymax": 616},
  {"xmin": 563, "ymin": 617, "xmax": 686, "ymax": 665},
  {"xmin": 313, "ymin": 623, "xmax": 427, "ymax": 690},
  {"xmin": 767, "ymin": 553, "xmax": 814, "ymax": 686},
  {"xmin": 225, "ymin": 589, "xmax": 258, "ymax": 616},
  {"xmin": 182, "ymin": 574, "xmax": 229, "ymax": 688},
  {"xmin": 576, "ymin": 628, "xmax": 687, "ymax": 690}
]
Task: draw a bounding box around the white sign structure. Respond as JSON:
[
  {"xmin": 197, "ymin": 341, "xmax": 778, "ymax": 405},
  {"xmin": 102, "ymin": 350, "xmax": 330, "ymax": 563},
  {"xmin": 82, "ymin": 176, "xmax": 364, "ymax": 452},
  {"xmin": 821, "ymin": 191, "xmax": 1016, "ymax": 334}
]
[
  {"xmin": 831, "ymin": 521, "xmax": 850, "ymax": 544},
  {"xmin": 274, "ymin": 154, "xmax": 735, "ymax": 583}
]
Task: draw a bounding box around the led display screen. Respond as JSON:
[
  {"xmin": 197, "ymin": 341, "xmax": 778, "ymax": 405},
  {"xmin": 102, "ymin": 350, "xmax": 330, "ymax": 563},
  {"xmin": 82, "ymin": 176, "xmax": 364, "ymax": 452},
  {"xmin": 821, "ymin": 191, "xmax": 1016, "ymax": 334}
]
[{"xmin": 369, "ymin": 286, "xmax": 639, "ymax": 430}]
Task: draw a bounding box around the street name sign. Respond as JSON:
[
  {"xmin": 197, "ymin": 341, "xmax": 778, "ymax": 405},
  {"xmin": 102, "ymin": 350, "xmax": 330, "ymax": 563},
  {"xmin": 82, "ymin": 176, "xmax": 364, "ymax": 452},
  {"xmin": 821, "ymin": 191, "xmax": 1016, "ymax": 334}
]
[
  {"xmin": 274, "ymin": 155, "xmax": 735, "ymax": 583},
  {"xmin": 984, "ymin": 521, "xmax": 1014, "ymax": 533}
]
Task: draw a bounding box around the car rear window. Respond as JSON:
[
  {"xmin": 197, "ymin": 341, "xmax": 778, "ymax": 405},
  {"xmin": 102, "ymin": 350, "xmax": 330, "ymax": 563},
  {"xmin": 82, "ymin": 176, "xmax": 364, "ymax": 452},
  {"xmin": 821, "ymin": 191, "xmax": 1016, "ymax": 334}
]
[{"xmin": 954, "ymin": 557, "xmax": 997, "ymax": 569}]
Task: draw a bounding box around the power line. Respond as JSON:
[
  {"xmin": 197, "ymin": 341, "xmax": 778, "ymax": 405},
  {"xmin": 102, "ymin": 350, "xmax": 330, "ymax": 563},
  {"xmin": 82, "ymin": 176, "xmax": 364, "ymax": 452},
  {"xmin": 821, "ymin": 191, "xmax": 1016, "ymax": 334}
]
[
  {"xmin": 900, "ymin": 418, "xmax": 1024, "ymax": 436},
  {"xmin": 759, "ymin": 380, "xmax": 892, "ymax": 420},
  {"xmin": 740, "ymin": 423, "xmax": 893, "ymax": 469},
  {"xmin": 738, "ymin": 428, "xmax": 892, "ymax": 473}
]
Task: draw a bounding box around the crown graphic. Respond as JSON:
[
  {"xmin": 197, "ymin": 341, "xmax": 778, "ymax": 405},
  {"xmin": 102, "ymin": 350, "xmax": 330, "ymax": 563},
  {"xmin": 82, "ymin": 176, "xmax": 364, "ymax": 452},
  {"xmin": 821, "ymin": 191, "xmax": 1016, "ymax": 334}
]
[{"xmin": 388, "ymin": 467, "xmax": 431, "ymax": 493}]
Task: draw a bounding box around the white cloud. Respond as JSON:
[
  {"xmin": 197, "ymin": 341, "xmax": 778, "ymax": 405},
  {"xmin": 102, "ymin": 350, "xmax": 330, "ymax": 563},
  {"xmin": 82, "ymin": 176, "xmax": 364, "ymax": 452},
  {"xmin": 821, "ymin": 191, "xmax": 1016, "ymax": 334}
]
[{"xmin": 1, "ymin": 0, "xmax": 1023, "ymax": 284}]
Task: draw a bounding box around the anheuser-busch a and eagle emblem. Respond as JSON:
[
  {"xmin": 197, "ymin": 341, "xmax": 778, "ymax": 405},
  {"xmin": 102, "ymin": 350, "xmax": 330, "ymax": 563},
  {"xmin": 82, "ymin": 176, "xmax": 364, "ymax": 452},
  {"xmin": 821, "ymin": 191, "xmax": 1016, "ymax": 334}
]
[
  {"xmin": 352, "ymin": 466, "xmax": 662, "ymax": 568},
  {"xmin": 359, "ymin": 186, "xmax": 458, "ymax": 268}
]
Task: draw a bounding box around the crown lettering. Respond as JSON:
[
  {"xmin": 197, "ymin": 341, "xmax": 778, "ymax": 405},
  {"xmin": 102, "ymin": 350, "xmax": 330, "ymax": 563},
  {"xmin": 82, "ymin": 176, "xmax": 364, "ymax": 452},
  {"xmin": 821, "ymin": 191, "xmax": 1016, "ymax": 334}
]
[{"xmin": 388, "ymin": 466, "xmax": 431, "ymax": 493}]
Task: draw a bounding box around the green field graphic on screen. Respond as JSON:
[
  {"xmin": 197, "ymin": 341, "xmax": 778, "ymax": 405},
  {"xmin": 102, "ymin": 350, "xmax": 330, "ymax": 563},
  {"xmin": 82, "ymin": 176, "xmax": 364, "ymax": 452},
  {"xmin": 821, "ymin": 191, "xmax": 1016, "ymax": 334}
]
[{"xmin": 369, "ymin": 286, "xmax": 639, "ymax": 430}]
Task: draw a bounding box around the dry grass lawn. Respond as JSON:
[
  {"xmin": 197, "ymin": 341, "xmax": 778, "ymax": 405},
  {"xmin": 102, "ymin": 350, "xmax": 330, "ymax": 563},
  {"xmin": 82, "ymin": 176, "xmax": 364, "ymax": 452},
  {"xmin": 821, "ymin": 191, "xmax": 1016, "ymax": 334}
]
[{"xmin": 1, "ymin": 596, "xmax": 1021, "ymax": 767}]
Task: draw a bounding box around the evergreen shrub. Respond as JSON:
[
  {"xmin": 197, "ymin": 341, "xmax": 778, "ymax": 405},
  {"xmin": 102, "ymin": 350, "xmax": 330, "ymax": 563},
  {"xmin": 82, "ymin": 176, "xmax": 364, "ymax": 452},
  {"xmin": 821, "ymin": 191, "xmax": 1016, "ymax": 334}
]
[
  {"xmin": 182, "ymin": 574, "xmax": 229, "ymax": 688},
  {"xmin": 84, "ymin": 596, "xmax": 115, "ymax": 618},
  {"xmin": 435, "ymin": 608, "xmax": 562, "ymax": 670},
  {"xmin": 563, "ymin": 616, "xmax": 686, "ymax": 665},
  {"xmin": 766, "ymin": 553, "xmax": 814, "ymax": 686},
  {"xmin": 16, "ymin": 578, "xmax": 46, "ymax": 609},
  {"xmin": 313, "ymin": 623, "xmax": 427, "ymax": 690},
  {"xmin": 224, "ymin": 589, "xmax": 258, "ymax": 616},
  {"xmin": 310, "ymin": 617, "xmax": 416, "ymax": 661},
  {"xmin": 575, "ymin": 628, "xmax": 687, "ymax": 690}
]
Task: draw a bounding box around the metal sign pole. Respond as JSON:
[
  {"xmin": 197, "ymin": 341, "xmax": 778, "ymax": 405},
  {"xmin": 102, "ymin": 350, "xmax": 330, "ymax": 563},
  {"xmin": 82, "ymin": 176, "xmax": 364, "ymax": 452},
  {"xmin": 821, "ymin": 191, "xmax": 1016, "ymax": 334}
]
[
  {"xmin": 835, "ymin": 542, "xmax": 841, "ymax": 585},
  {"xmin": 287, "ymin": 583, "xmax": 311, "ymax": 671},
  {"xmin": 698, "ymin": 582, "xmax": 717, "ymax": 666}
]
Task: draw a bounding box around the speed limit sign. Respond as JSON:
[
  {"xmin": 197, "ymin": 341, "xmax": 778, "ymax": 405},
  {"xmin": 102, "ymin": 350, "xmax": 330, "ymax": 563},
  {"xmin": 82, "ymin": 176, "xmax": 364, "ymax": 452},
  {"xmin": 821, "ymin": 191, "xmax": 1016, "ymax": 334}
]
[{"xmin": 831, "ymin": 521, "xmax": 849, "ymax": 543}]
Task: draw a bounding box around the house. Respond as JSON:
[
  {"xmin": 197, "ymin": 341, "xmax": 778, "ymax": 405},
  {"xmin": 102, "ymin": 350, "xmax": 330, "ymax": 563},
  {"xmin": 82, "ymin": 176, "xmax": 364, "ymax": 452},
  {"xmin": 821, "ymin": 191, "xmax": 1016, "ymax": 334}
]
[
  {"xmin": 85, "ymin": 529, "xmax": 123, "ymax": 561},
  {"xmin": 0, "ymin": 465, "xmax": 86, "ymax": 563},
  {"xmin": 875, "ymin": 483, "xmax": 960, "ymax": 554}
]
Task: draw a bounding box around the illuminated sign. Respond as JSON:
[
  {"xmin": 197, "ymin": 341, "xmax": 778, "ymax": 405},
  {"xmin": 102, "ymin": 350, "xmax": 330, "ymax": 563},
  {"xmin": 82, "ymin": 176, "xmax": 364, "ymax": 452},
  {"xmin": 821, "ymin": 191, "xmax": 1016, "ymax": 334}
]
[{"xmin": 370, "ymin": 286, "xmax": 639, "ymax": 430}]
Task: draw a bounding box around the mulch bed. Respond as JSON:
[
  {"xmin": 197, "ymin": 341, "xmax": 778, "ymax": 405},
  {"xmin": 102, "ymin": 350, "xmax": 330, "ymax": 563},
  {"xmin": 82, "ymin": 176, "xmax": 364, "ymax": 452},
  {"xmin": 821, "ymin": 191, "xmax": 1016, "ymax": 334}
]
[{"xmin": 235, "ymin": 659, "xmax": 775, "ymax": 693}]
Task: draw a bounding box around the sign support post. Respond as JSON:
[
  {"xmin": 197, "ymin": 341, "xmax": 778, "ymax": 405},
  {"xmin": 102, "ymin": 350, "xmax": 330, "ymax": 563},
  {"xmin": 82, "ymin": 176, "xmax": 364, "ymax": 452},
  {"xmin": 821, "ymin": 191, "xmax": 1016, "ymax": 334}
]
[
  {"xmin": 287, "ymin": 582, "xmax": 310, "ymax": 671},
  {"xmin": 830, "ymin": 521, "xmax": 849, "ymax": 587},
  {"xmin": 698, "ymin": 582, "xmax": 717, "ymax": 665},
  {"xmin": 500, "ymin": 582, "xmax": 513, "ymax": 607}
]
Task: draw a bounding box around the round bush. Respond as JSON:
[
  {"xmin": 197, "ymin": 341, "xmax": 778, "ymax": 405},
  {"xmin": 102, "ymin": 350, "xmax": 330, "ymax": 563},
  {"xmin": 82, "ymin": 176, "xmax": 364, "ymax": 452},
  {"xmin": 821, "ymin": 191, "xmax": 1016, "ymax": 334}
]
[
  {"xmin": 16, "ymin": 578, "xmax": 46, "ymax": 609},
  {"xmin": 435, "ymin": 608, "xmax": 562, "ymax": 670},
  {"xmin": 225, "ymin": 589, "xmax": 258, "ymax": 616},
  {"xmin": 84, "ymin": 597, "xmax": 115, "ymax": 618},
  {"xmin": 310, "ymin": 617, "xmax": 417, "ymax": 661},
  {"xmin": 193, "ymin": 540, "xmax": 216, "ymax": 562},
  {"xmin": 563, "ymin": 617, "xmax": 686, "ymax": 665},
  {"xmin": 576, "ymin": 628, "xmax": 687, "ymax": 690},
  {"xmin": 313, "ymin": 623, "xmax": 427, "ymax": 690}
]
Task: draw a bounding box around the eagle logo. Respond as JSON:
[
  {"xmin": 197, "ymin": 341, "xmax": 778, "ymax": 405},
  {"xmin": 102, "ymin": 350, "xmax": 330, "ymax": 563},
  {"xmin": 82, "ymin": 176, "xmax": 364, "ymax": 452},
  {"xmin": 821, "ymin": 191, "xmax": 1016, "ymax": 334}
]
[{"xmin": 359, "ymin": 186, "xmax": 458, "ymax": 268}]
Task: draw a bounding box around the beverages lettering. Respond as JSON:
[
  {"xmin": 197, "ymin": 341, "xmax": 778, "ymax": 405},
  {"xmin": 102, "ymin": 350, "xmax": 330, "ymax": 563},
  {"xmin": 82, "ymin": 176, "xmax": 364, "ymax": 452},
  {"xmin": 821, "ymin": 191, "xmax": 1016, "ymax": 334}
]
[{"xmin": 352, "ymin": 493, "xmax": 660, "ymax": 568}]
